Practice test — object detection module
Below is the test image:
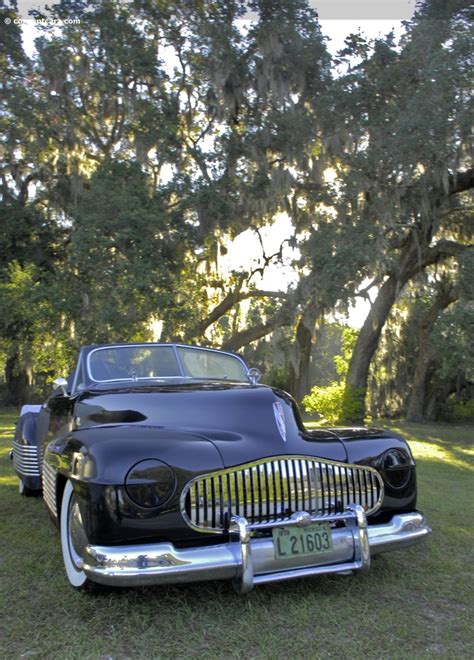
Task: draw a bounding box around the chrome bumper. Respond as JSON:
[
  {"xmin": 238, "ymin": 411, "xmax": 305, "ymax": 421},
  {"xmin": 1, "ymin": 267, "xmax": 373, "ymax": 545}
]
[{"xmin": 82, "ymin": 508, "xmax": 431, "ymax": 592}]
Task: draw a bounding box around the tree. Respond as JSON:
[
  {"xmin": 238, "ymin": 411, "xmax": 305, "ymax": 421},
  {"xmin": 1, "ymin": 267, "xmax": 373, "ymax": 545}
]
[
  {"xmin": 1, "ymin": 0, "xmax": 472, "ymax": 413},
  {"xmin": 405, "ymin": 278, "xmax": 458, "ymax": 421},
  {"xmin": 1, "ymin": 0, "xmax": 334, "ymax": 400},
  {"xmin": 367, "ymin": 247, "xmax": 473, "ymax": 421},
  {"xmin": 61, "ymin": 160, "xmax": 200, "ymax": 344},
  {"xmin": 330, "ymin": 1, "xmax": 474, "ymax": 420},
  {"xmin": 0, "ymin": 6, "xmax": 66, "ymax": 402}
]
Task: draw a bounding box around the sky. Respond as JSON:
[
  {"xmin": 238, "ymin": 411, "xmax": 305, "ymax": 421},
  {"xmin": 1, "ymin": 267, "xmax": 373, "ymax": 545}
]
[
  {"xmin": 13, "ymin": 0, "xmax": 417, "ymax": 21},
  {"xmin": 12, "ymin": 0, "xmax": 418, "ymax": 327},
  {"xmin": 14, "ymin": 0, "xmax": 417, "ymax": 55}
]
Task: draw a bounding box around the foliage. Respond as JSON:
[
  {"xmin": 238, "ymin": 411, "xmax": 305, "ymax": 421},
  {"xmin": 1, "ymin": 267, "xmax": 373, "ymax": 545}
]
[
  {"xmin": 334, "ymin": 326, "xmax": 358, "ymax": 379},
  {"xmin": 445, "ymin": 398, "xmax": 474, "ymax": 423},
  {"xmin": 0, "ymin": 262, "xmax": 74, "ymax": 399},
  {"xmin": 302, "ymin": 381, "xmax": 361, "ymax": 424},
  {"xmin": 431, "ymin": 303, "xmax": 474, "ymax": 381},
  {"xmin": 0, "ymin": 0, "xmax": 334, "ymax": 401},
  {"xmin": 59, "ymin": 160, "xmax": 201, "ymax": 344},
  {"xmin": 0, "ymin": 0, "xmax": 472, "ymax": 414},
  {"xmin": 302, "ymin": 327, "xmax": 360, "ymax": 423}
]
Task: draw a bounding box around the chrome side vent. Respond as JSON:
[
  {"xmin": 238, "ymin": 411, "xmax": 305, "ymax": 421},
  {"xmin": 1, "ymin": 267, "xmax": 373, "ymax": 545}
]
[
  {"xmin": 182, "ymin": 456, "xmax": 384, "ymax": 533},
  {"xmin": 42, "ymin": 461, "xmax": 57, "ymax": 518},
  {"xmin": 12, "ymin": 441, "xmax": 40, "ymax": 477}
]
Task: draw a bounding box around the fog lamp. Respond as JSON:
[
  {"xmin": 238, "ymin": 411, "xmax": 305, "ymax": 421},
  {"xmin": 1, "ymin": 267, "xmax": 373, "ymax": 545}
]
[
  {"xmin": 381, "ymin": 449, "xmax": 412, "ymax": 489},
  {"xmin": 125, "ymin": 459, "xmax": 175, "ymax": 508}
]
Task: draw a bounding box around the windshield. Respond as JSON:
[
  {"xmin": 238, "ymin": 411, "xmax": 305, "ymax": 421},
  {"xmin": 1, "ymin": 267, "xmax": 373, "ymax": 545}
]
[
  {"xmin": 177, "ymin": 346, "xmax": 247, "ymax": 381},
  {"xmin": 87, "ymin": 345, "xmax": 248, "ymax": 383}
]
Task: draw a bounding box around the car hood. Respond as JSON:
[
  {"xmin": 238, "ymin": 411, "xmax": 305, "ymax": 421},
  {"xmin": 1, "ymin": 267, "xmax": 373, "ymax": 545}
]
[{"xmin": 74, "ymin": 383, "xmax": 347, "ymax": 466}]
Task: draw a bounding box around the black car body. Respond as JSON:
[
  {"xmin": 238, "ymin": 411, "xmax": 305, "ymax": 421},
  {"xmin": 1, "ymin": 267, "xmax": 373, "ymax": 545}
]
[{"xmin": 11, "ymin": 343, "xmax": 431, "ymax": 593}]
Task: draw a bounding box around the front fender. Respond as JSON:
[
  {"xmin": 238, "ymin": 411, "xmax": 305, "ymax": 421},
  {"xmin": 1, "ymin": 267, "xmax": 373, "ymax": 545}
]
[
  {"xmin": 45, "ymin": 425, "xmax": 226, "ymax": 545},
  {"xmin": 333, "ymin": 428, "xmax": 417, "ymax": 518}
]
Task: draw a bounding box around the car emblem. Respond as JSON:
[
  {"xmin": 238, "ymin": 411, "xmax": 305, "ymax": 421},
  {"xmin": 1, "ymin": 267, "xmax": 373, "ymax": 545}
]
[{"xmin": 273, "ymin": 401, "xmax": 287, "ymax": 442}]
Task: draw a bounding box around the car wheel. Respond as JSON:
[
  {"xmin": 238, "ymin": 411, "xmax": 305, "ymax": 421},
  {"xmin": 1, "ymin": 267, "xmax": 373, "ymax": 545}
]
[{"xmin": 60, "ymin": 480, "xmax": 96, "ymax": 591}]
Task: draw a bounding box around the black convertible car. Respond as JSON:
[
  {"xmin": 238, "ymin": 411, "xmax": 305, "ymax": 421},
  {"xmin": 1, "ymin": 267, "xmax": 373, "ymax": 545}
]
[{"xmin": 11, "ymin": 343, "xmax": 431, "ymax": 593}]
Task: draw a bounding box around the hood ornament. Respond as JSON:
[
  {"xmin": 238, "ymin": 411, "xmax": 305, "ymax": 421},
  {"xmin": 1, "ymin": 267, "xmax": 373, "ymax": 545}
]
[
  {"xmin": 247, "ymin": 367, "xmax": 261, "ymax": 386},
  {"xmin": 273, "ymin": 401, "xmax": 287, "ymax": 442}
]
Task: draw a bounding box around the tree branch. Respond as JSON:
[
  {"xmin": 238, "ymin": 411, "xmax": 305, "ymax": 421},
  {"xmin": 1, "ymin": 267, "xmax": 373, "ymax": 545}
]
[
  {"xmin": 221, "ymin": 315, "xmax": 286, "ymax": 352},
  {"xmin": 220, "ymin": 285, "xmax": 303, "ymax": 352},
  {"xmin": 422, "ymin": 239, "xmax": 473, "ymax": 271},
  {"xmin": 355, "ymin": 275, "xmax": 383, "ymax": 301},
  {"xmin": 184, "ymin": 288, "xmax": 289, "ymax": 340}
]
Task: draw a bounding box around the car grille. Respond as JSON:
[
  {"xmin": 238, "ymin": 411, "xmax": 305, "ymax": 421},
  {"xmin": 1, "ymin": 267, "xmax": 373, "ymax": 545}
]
[
  {"xmin": 12, "ymin": 441, "xmax": 40, "ymax": 477},
  {"xmin": 182, "ymin": 456, "xmax": 384, "ymax": 532}
]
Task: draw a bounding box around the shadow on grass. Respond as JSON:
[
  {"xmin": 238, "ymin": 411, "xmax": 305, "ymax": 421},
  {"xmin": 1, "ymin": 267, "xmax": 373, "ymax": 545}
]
[{"xmin": 382, "ymin": 421, "xmax": 474, "ymax": 472}]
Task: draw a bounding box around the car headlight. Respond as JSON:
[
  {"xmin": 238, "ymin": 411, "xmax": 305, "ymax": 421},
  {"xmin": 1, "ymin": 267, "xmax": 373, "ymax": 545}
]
[
  {"xmin": 125, "ymin": 459, "xmax": 175, "ymax": 508},
  {"xmin": 381, "ymin": 448, "xmax": 412, "ymax": 489}
]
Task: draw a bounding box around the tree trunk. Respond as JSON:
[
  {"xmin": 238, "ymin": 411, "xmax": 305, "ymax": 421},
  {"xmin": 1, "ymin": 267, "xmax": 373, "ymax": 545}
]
[
  {"xmin": 343, "ymin": 235, "xmax": 469, "ymax": 422},
  {"xmin": 293, "ymin": 302, "xmax": 319, "ymax": 403},
  {"xmin": 406, "ymin": 286, "xmax": 457, "ymax": 422},
  {"xmin": 405, "ymin": 353, "xmax": 432, "ymax": 422},
  {"xmin": 5, "ymin": 354, "xmax": 30, "ymax": 406},
  {"xmin": 344, "ymin": 275, "xmax": 400, "ymax": 422},
  {"xmin": 424, "ymin": 376, "xmax": 458, "ymax": 421},
  {"xmin": 294, "ymin": 322, "xmax": 313, "ymax": 402}
]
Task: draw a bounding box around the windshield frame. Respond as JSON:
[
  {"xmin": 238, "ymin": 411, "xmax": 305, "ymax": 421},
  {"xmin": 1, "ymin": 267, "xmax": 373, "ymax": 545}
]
[{"xmin": 85, "ymin": 343, "xmax": 249, "ymax": 385}]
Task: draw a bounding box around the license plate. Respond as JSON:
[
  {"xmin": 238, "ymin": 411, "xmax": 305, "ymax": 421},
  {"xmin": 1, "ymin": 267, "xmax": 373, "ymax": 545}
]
[{"xmin": 272, "ymin": 523, "xmax": 333, "ymax": 560}]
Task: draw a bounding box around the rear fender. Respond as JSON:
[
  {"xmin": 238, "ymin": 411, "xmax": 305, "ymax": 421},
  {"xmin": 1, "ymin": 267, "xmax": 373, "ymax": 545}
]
[{"xmin": 12, "ymin": 407, "xmax": 42, "ymax": 491}]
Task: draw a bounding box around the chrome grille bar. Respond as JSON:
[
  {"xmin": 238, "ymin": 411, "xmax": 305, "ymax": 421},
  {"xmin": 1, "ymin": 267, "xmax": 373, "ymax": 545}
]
[
  {"xmin": 12, "ymin": 441, "xmax": 40, "ymax": 476},
  {"xmin": 182, "ymin": 456, "xmax": 384, "ymax": 533},
  {"xmin": 42, "ymin": 461, "xmax": 57, "ymax": 518}
]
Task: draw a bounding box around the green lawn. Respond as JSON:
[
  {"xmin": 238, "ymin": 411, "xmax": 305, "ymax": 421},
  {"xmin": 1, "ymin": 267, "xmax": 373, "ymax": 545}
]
[{"xmin": 1, "ymin": 410, "xmax": 473, "ymax": 659}]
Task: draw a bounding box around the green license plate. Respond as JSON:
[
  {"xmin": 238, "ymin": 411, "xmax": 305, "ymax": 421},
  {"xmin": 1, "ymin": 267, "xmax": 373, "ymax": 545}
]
[{"xmin": 272, "ymin": 523, "xmax": 333, "ymax": 560}]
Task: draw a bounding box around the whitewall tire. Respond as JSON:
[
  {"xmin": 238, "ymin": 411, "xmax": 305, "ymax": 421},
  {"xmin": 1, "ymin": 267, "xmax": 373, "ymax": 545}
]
[
  {"xmin": 18, "ymin": 478, "xmax": 36, "ymax": 497},
  {"xmin": 60, "ymin": 479, "xmax": 92, "ymax": 589}
]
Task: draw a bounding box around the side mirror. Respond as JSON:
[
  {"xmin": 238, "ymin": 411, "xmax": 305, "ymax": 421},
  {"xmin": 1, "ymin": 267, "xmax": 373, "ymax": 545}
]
[
  {"xmin": 247, "ymin": 367, "xmax": 261, "ymax": 386},
  {"xmin": 53, "ymin": 377, "xmax": 69, "ymax": 395}
]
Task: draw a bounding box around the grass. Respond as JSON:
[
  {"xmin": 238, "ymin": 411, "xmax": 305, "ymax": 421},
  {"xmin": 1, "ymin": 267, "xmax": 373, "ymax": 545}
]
[{"xmin": 1, "ymin": 409, "xmax": 473, "ymax": 659}]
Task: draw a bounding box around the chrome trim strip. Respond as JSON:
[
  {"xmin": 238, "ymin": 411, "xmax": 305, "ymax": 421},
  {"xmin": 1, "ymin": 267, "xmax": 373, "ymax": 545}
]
[
  {"xmin": 70, "ymin": 352, "xmax": 84, "ymax": 394},
  {"xmin": 248, "ymin": 509, "xmax": 356, "ymax": 531},
  {"xmin": 181, "ymin": 456, "xmax": 384, "ymax": 533},
  {"xmin": 86, "ymin": 343, "xmax": 249, "ymax": 384},
  {"xmin": 12, "ymin": 441, "xmax": 40, "ymax": 477},
  {"xmin": 42, "ymin": 461, "xmax": 57, "ymax": 518},
  {"xmin": 81, "ymin": 510, "xmax": 431, "ymax": 590}
]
